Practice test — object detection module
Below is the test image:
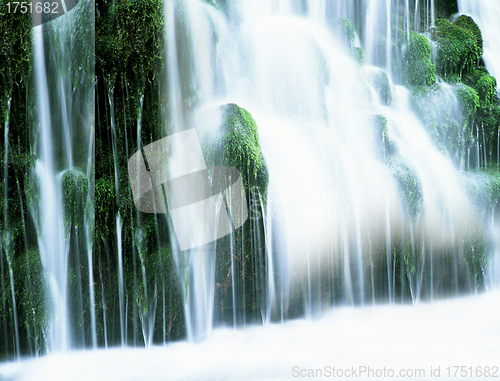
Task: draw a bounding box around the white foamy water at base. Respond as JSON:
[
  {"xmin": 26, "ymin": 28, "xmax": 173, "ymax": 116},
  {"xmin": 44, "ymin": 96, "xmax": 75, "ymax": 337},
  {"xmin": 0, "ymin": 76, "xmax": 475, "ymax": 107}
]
[{"xmin": 1, "ymin": 291, "xmax": 499, "ymax": 381}]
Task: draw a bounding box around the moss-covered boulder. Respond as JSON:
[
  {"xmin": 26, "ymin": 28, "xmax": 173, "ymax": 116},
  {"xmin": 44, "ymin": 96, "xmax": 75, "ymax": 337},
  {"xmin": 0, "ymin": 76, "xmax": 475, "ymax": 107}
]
[
  {"xmin": 463, "ymin": 68, "xmax": 489, "ymax": 88},
  {"xmin": 333, "ymin": 17, "xmax": 356, "ymax": 49},
  {"xmin": 389, "ymin": 159, "xmax": 423, "ymax": 219},
  {"xmin": 203, "ymin": 104, "xmax": 269, "ymax": 195},
  {"xmin": 332, "ymin": 17, "xmax": 364, "ymax": 66},
  {"xmin": 366, "ymin": 69, "xmax": 391, "ymax": 105},
  {"xmin": 410, "ymin": 84, "xmax": 473, "ymax": 164},
  {"xmin": 454, "ymin": 15, "xmax": 483, "ymax": 55},
  {"xmin": 403, "ymin": 33, "xmax": 435, "ymax": 87},
  {"xmin": 461, "ymin": 68, "xmax": 499, "ymax": 150},
  {"xmin": 372, "ymin": 114, "xmax": 394, "ymax": 157},
  {"xmin": 476, "ymin": 75, "xmax": 497, "ymax": 106},
  {"xmin": 351, "ymin": 46, "xmax": 364, "ymax": 66},
  {"xmin": 432, "ymin": 18, "xmax": 482, "ymax": 77},
  {"xmin": 454, "ymin": 83, "xmax": 479, "ymax": 133},
  {"xmin": 62, "ymin": 169, "xmax": 89, "ymax": 230}
]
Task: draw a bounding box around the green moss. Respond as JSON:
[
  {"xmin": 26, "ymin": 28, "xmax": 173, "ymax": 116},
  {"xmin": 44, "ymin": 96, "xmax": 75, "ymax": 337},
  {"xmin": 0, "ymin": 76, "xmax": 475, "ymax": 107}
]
[
  {"xmin": 476, "ymin": 103, "xmax": 500, "ymax": 143},
  {"xmin": 476, "ymin": 75, "xmax": 497, "ymax": 106},
  {"xmin": 1, "ymin": 249, "xmax": 50, "ymax": 356},
  {"xmin": 203, "ymin": 104, "xmax": 269, "ymax": 194},
  {"xmin": 375, "ymin": 114, "xmax": 388, "ymax": 138},
  {"xmin": 435, "ymin": 0, "xmax": 458, "ymax": 19},
  {"xmin": 373, "ymin": 114, "xmax": 394, "ymax": 157},
  {"xmin": 0, "ymin": 8, "xmax": 31, "ymax": 109},
  {"xmin": 463, "ymin": 169, "xmax": 500, "ymax": 211},
  {"xmin": 95, "ymin": 0, "xmax": 164, "ymax": 83},
  {"xmin": 333, "ymin": 18, "xmax": 356, "ymax": 49},
  {"xmin": 463, "ymin": 68, "xmax": 489, "ymax": 88},
  {"xmin": 454, "ymin": 83, "xmax": 479, "ymax": 128},
  {"xmin": 410, "ymin": 83, "xmax": 478, "ymax": 164},
  {"xmin": 460, "ymin": 171, "xmax": 496, "ymax": 290},
  {"xmin": 62, "ymin": 169, "xmax": 89, "ymax": 230},
  {"xmin": 461, "ymin": 71, "xmax": 499, "ymax": 149},
  {"xmin": 403, "ymin": 33, "xmax": 435, "ymax": 87},
  {"xmin": 389, "ymin": 159, "xmax": 423, "ymax": 219},
  {"xmin": 367, "ymin": 70, "xmax": 391, "ymax": 105},
  {"xmin": 351, "ymin": 46, "xmax": 364, "ymax": 66},
  {"xmin": 432, "ymin": 18, "xmax": 482, "ymax": 77},
  {"xmin": 454, "ymin": 15, "xmax": 483, "ymax": 56}
]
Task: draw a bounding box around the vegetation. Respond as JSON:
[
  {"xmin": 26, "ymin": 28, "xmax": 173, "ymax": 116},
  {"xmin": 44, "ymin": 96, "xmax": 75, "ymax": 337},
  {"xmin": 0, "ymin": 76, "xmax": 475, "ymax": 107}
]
[
  {"xmin": 2, "ymin": 0, "xmax": 500, "ymax": 358},
  {"xmin": 367, "ymin": 70, "xmax": 392, "ymax": 105},
  {"xmin": 203, "ymin": 104, "xmax": 269, "ymax": 194},
  {"xmin": 403, "ymin": 33, "xmax": 435, "ymax": 86},
  {"xmin": 432, "ymin": 18, "xmax": 482, "ymax": 77},
  {"xmin": 333, "ymin": 17, "xmax": 365, "ymax": 65},
  {"xmin": 389, "ymin": 159, "xmax": 423, "ymax": 219}
]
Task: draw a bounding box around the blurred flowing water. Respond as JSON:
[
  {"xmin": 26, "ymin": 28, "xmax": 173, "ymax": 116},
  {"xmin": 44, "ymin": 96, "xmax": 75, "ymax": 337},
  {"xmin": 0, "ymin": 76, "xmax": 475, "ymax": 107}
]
[
  {"xmin": 25, "ymin": 0, "xmax": 94, "ymax": 353},
  {"xmin": 165, "ymin": 0, "xmax": 492, "ymax": 341},
  {"xmin": 1, "ymin": 0, "xmax": 500, "ymax": 377},
  {"xmin": 1, "ymin": 290, "xmax": 500, "ymax": 380},
  {"xmin": 458, "ymin": 0, "xmax": 500, "ymax": 88}
]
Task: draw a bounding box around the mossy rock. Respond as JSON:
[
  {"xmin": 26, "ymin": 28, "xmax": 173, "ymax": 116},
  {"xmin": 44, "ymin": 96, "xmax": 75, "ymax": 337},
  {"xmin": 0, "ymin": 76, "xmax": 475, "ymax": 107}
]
[
  {"xmin": 373, "ymin": 114, "xmax": 394, "ymax": 157},
  {"xmin": 463, "ymin": 67, "xmax": 490, "ymax": 88},
  {"xmin": 0, "ymin": 248, "xmax": 50, "ymax": 356},
  {"xmin": 403, "ymin": 33, "xmax": 435, "ymax": 87},
  {"xmin": 374, "ymin": 114, "xmax": 388, "ymax": 139},
  {"xmin": 203, "ymin": 104, "xmax": 269, "ymax": 195},
  {"xmin": 454, "ymin": 83, "xmax": 479, "ymax": 126},
  {"xmin": 460, "ymin": 170, "xmax": 496, "ymax": 290},
  {"xmin": 454, "ymin": 15, "xmax": 483, "ymax": 55},
  {"xmin": 366, "ymin": 69, "xmax": 391, "ymax": 105},
  {"xmin": 463, "ymin": 170, "xmax": 500, "ymax": 212},
  {"xmin": 62, "ymin": 169, "xmax": 89, "ymax": 229},
  {"xmin": 476, "ymin": 103, "xmax": 500, "ymax": 142},
  {"xmin": 476, "ymin": 75, "xmax": 497, "ymax": 106},
  {"xmin": 95, "ymin": 0, "xmax": 164, "ymax": 83},
  {"xmin": 410, "ymin": 84, "xmax": 468, "ymax": 163},
  {"xmin": 0, "ymin": 7, "xmax": 31, "ymax": 134},
  {"xmin": 351, "ymin": 46, "xmax": 364, "ymax": 66},
  {"xmin": 432, "ymin": 18, "xmax": 482, "ymax": 77},
  {"xmin": 389, "ymin": 158, "xmax": 423, "ymax": 220},
  {"xmin": 333, "ymin": 17, "xmax": 356, "ymax": 49},
  {"xmin": 0, "ymin": 8, "xmax": 31, "ymax": 92}
]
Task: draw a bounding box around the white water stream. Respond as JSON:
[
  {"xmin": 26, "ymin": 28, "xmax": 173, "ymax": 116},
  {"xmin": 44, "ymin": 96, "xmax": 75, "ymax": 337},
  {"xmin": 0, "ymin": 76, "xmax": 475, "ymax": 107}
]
[
  {"xmin": 2, "ymin": 0, "xmax": 500, "ymax": 378},
  {"xmin": 1, "ymin": 290, "xmax": 499, "ymax": 380}
]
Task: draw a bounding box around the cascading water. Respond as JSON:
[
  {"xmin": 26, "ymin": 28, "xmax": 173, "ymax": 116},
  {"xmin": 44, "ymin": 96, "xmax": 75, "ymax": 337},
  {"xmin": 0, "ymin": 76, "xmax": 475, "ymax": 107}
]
[
  {"xmin": 458, "ymin": 0, "xmax": 500, "ymax": 87},
  {"xmin": 1, "ymin": 0, "xmax": 500, "ymax": 378},
  {"xmin": 162, "ymin": 0, "xmax": 485, "ymax": 341},
  {"xmin": 457, "ymin": 0, "xmax": 500, "ymax": 286},
  {"xmin": 25, "ymin": 0, "xmax": 94, "ymax": 353},
  {"xmin": 30, "ymin": 22, "xmax": 71, "ymax": 353}
]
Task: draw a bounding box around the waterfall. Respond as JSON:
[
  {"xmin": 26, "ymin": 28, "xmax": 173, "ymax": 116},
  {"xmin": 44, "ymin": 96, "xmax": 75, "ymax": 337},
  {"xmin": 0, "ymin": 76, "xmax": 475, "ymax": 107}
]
[
  {"xmin": 31, "ymin": 24, "xmax": 71, "ymax": 352},
  {"xmin": 458, "ymin": 0, "xmax": 500, "ymax": 287},
  {"xmin": 2, "ymin": 0, "xmax": 500, "ymax": 368},
  {"xmin": 458, "ymin": 0, "xmax": 500, "ymax": 87},
  {"xmin": 27, "ymin": 0, "xmax": 94, "ymax": 352},
  {"xmin": 158, "ymin": 0, "xmax": 481, "ymax": 341}
]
